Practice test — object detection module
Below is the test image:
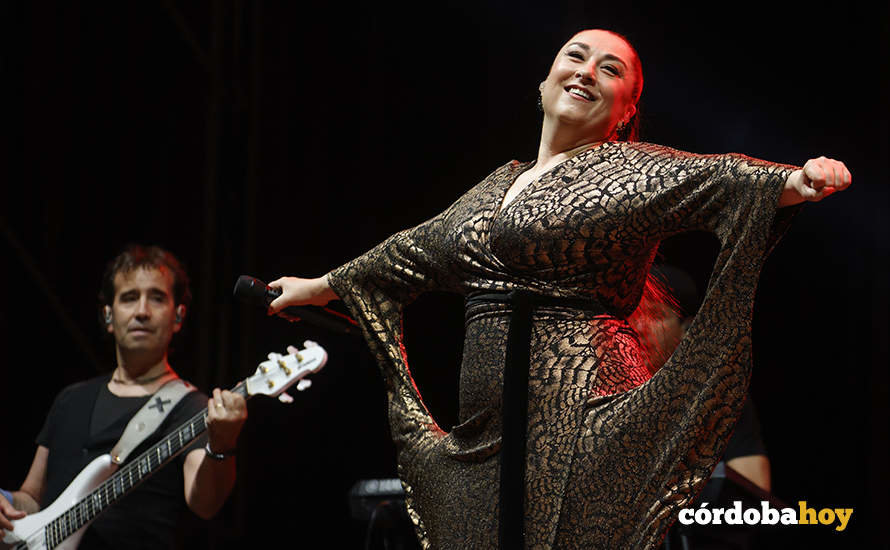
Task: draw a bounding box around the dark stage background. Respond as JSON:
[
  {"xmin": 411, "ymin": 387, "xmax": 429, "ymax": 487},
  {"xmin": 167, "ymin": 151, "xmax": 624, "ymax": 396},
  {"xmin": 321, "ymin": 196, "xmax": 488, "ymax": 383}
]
[{"xmin": 2, "ymin": 2, "xmax": 887, "ymax": 549}]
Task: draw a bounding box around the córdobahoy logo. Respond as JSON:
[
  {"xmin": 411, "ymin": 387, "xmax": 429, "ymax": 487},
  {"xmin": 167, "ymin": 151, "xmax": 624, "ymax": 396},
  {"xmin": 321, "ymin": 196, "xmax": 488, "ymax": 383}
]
[{"xmin": 678, "ymin": 500, "xmax": 853, "ymax": 532}]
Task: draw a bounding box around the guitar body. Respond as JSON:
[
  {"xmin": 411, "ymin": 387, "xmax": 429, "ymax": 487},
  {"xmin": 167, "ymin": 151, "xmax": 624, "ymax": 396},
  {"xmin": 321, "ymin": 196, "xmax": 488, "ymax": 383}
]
[{"xmin": 4, "ymin": 455, "xmax": 117, "ymax": 550}]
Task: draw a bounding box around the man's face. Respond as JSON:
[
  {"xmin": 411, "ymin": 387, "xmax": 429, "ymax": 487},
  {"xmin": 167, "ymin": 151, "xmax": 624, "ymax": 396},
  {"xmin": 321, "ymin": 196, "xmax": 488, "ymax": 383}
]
[{"xmin": 106, "ymin": 266, "xmax": 182, "ymax": 358}]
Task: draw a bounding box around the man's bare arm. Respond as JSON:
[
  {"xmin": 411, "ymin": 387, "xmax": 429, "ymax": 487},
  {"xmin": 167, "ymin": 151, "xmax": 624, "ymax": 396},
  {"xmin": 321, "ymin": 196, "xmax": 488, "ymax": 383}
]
[
  {"xmin": 182, "ymin": 389, "xmax": 246, "ymax": 520},
  {"xmin": 182, "ymin": 448, "xmax": 237, "ymax": 520},
  {"xmin": 0, "ymin": 446, "xmax": 48, "ymax": 537}
]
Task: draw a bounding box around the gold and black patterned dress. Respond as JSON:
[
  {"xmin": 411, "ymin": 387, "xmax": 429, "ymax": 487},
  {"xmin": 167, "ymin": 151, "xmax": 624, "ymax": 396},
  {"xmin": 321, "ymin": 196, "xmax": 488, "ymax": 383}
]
[{"xmin": 327, "ymin": 141, "xmax": 798, "ymax": 549}]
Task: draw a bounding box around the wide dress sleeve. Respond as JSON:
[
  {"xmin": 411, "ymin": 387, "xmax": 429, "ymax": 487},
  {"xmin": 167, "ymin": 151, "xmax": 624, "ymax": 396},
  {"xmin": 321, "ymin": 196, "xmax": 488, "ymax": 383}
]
[
  {"xmin": 327, "ymin": 212, "xmax": 459, "ymax": 445},
  {"xmin": 563, "ymin": 142, "xmax": 801, "ymax": 548}
]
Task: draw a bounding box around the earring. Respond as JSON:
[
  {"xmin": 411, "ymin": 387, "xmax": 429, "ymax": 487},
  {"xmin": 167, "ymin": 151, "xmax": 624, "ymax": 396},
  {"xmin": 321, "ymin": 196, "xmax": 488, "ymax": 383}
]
[
  {"xmin": 104, "ymin": 311, "xmax": 112, "ymax": 324},
  {"xmin": 175, "ymin": 313, "xmax": 182, "ymax": 324}
]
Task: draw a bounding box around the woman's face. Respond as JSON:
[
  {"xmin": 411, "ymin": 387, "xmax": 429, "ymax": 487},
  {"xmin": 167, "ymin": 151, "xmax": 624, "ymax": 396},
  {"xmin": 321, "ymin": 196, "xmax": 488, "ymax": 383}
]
[{"xmin": 540, "ymin": 30, "xmax": 639, "ymax": 140}]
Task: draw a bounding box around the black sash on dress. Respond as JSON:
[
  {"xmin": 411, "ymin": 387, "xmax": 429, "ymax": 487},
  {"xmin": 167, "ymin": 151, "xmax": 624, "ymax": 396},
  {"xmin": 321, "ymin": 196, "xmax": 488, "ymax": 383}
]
[{"xmin": 465, "ymin": 291, "xmax": 608, "ymax": 549}]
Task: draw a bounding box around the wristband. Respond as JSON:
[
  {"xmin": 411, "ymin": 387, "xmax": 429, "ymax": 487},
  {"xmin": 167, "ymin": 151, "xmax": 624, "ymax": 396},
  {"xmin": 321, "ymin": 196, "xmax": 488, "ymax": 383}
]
[
  {"xmin": 0, "ymin": 488, "xmax": 13, "ymax": 504},
  {"xmin": 204, "ymin": 442, "xmax": 236, "ymax": 461}
]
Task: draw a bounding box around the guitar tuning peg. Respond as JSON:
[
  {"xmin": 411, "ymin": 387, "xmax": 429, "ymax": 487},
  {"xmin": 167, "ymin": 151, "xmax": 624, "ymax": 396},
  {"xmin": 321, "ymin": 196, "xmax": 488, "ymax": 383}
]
[
  {"xmin": 285, "ymin": 345, "xmax": 303, "ymax": 361},
  {"xmin": 278, "ymin": 393, "xmax": 294, "ymax": 404},
  {"xmin": 303, "ymin": 340, "xmax": 319, "ymax": 348},
  {"xmin": 267, "ymin": 352, "xmax": 280, "ymax": 361},
  {"xmin": 296, "ymin": 380, "xmax": 312, "ymax": 391}
]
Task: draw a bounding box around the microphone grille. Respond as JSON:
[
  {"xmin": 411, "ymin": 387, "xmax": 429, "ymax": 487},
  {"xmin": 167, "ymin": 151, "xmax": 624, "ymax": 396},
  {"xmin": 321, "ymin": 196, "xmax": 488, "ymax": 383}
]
[{"xmin": 233, "ymin": 275, "xmax": 269, "ymax": 306}]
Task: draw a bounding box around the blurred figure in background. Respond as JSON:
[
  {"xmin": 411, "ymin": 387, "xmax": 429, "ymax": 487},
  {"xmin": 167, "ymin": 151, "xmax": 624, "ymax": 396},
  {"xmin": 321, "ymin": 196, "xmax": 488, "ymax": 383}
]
[{"xmin": 634, "ymin": 263, "xmax": 771, "ymax": 491}]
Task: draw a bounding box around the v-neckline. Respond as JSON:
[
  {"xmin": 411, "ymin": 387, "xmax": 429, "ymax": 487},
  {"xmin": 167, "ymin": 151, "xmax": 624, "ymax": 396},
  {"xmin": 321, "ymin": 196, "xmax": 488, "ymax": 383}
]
[{"xmin": 495, "ymin": 142, "xmax": 609, "ymax": 218}]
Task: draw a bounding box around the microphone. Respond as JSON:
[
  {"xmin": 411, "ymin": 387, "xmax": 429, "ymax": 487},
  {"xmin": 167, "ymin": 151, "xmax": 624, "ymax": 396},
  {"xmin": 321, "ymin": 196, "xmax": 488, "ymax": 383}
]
[{"xmin": 232, "ymin": 275, "xmax": 360, "ymax": 337}]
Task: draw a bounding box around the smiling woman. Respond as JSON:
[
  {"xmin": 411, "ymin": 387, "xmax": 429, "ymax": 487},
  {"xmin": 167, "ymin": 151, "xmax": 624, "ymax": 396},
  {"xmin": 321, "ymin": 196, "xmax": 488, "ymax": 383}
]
[
  {"xmin": 539, "ymin": 30, "xmax": 642, "ymax": 145},
  {"xmin": 266, "ymin": 28, "xmax": 851, "ymax": 549}
]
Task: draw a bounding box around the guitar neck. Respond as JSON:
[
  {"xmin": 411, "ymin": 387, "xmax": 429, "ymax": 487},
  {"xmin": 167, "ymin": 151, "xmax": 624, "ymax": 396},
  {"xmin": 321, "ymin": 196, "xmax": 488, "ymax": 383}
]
[{"xmin": 44, "ymin": 381, "xmax": 249, "ymax": 547}]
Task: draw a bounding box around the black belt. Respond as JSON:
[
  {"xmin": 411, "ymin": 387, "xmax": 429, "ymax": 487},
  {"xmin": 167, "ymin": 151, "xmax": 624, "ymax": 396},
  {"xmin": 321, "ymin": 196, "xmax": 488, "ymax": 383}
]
[{"xmin": 465, "ymin": 291, "xmax": 608, "ymax": 549}]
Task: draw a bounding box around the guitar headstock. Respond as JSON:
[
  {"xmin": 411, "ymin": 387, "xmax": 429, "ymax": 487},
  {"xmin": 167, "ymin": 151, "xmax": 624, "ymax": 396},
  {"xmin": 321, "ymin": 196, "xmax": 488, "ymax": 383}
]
[{"xmin": 245, "ymin": 341, "xmax": 328, "ymax": 398}]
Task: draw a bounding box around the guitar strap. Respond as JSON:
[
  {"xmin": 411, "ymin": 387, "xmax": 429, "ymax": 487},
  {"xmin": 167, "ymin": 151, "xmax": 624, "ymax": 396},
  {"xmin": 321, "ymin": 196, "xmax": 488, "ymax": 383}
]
[{"xmin": 110, "ymin": 378, "xmax": 197, "ymax": 465}]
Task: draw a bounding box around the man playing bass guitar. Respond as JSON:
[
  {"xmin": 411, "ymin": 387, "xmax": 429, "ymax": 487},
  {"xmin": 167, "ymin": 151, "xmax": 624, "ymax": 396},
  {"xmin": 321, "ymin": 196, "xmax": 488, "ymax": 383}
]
[{"xmin": 0, "ymin": 245, "xmax": 247, "ymax": 549}]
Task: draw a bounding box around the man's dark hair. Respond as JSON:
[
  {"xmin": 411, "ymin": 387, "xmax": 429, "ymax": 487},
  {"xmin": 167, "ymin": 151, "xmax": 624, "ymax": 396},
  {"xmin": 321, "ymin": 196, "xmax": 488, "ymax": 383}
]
[{"xmin": 98, "ymin": 244, "xmax": 192, "ymax": 312}]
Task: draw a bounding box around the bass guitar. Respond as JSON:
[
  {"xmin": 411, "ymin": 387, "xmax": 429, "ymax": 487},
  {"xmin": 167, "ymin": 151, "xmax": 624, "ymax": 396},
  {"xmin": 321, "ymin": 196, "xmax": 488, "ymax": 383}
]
[{"xmin": 3, "ymin": 342, "xmax": 327, "ymax": 550}]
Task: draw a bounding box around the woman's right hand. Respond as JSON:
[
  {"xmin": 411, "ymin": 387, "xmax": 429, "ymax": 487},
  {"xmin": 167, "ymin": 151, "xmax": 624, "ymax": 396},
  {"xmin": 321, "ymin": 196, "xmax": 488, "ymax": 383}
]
[{"xmin": 267, "ymin": 275, "xmax": 338, "ymax": 314}]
